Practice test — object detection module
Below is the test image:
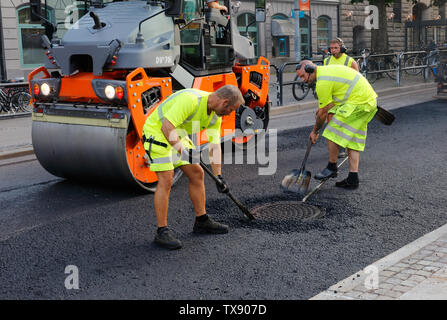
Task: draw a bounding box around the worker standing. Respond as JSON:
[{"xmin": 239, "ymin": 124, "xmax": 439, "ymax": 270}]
[
  {"xmin": 142, "ymin": 85, "xmax": 244, "ymax": 250},
  {"xmin": 324, "ymin": 38, "xmax": 359, "ymax": 71},
  {"xmin": 296, "ymin": 61, "xmax": 378, "ymax": 189},
  {"xmin": 324, "ymin": 38, "xmax": 359, "ymax": 158}
]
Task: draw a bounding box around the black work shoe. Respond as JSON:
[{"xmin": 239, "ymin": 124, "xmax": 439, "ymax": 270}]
[
  {"xmin": 338, "ymin": 149, "xmax": 348, "ymax": 158},
  {"xmin": 314, "ymin": 168, "xmax": 338, "ymax": 180},
  {"xmin": 193, "ymin": 216, "xmax": 229, "ymax": 234},
  {"xmin": 335, "ymin": 178, "xmax": 359, "ymax": 189},
  {"xmin": 154, "ymin": 228, "xmax": 182, "ymax": 250}
]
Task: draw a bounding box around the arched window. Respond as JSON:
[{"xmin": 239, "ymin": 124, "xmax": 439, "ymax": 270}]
[
  {"xmin": 16, "ymin": 4, "xmax": 54, "ymax": 68},
  {"xmin": 317, "ymin": 16, "xmax": 331, "ymax": 52},
  {"xmin": 237, "ymin": 13, "xmax": 258, "ymax": 56}
]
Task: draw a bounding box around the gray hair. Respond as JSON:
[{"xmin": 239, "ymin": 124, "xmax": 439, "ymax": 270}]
[{"xmin": 215, "ymin": 85, "xmax": 244, "ymax": 106}]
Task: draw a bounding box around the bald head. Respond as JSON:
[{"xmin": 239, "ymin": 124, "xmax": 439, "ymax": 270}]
[{"xmin": 296, "ymin": 60, "xmax": 317, "ymax": 84}]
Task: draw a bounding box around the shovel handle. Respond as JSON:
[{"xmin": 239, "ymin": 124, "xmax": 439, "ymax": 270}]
[
  {"xmin": 199, "ymin": 160, "xmax": 254, "ymax": 220},
  {"xmin": 300, "ymin": 139, "xmax": 313, "ymax": 172}
]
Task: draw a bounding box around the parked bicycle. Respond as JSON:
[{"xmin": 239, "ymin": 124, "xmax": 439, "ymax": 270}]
[
  {"xmin": 357, "ymin": 49, "xmax": 398, "ymax": 84},
  {"xmin": 0, "ymin": 84, "xmax": 31, "ymax": 113}
]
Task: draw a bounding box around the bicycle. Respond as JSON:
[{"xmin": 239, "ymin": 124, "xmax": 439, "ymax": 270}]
[
  {"xmin": 357, "ymin": 49, "xmax": 379, "ymax": 83},
  {"xmin": 357, "ymin": 48, "xmax": 398, "ymax": 83},
  {"xmin": 423, "ymin": 49, "xmax": 440, "ymax": 81},
  {"xmin": 0, "ymin": 87, "xmax": 13, "ymax": 113},
  {"xmin": 10, "ymin": 91, "xmax": 32, "ymax": 112}
]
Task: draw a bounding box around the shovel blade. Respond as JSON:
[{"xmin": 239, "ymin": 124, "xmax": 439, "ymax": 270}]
[
  {"xmin": 280, "ymin": 169, "xmax": 312, "ymax": 194},
  {"xmin": 296, "ymin": 170, "xmax": 311, "ymax": 196}
]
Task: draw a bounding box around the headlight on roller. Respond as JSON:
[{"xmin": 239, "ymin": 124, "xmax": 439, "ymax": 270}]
[
  {"xmin": 41, "ymin": 83, "xmax": 51, "ymax": 96},
  {"xmin": 104, "ymin": 85, "xmax": 116, "ymax": 99}
]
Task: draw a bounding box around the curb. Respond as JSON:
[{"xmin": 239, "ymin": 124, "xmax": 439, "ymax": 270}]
[
  {"xmin": 270, "ymin": 82, "xmax": 435, "ymax": 117},
  {"xmin": 0, "ymin": 148, "xmax": 34, "ymax": 161},
  {"xmin": 0, "ymin": 112, "xmax": 31, "ymax": 120}
]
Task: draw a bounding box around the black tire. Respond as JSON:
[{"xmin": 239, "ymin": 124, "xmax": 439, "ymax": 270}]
[
  {"xmin": 384, "ymin": 54, "xmax": 398, "ymax": 80},
  {"xmin": 365, "ymin": 60, "xmax": 378, "ymax": 84},
  {"xmin": 404, "ymin": 56, "xmax": 423, "ymax": 76},
  {"xmin": 292, "ymin": 74, "xmax": 310, "ymax": 101},
  {"xmin": 11, "ymin": 91, "xmax": 31, "ymax": 112}
]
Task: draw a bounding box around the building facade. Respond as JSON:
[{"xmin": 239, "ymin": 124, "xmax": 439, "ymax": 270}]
[{"xmin": 1, "ymin": 0, "xmax": 446, "ymax": 81}]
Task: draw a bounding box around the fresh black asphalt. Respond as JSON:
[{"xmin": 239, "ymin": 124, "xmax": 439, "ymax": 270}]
[{"xmin": 0, "ymin": 100, "xmax": 446, "ymax": 299}]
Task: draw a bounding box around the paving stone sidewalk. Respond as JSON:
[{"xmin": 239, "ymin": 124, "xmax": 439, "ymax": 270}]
[{"xmin": 312, "ymin": 224, "xmax": 447, "ymax": 300}]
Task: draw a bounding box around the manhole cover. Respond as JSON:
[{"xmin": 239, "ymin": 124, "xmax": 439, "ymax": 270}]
[{"xmin": 251, "ymin": 201, "xmax": 324, "ymax": 222}]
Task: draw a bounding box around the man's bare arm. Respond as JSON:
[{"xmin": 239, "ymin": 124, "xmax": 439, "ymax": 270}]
[
  {"xmin": 314, "ymin": 103, "xmax": 334, "ymax": 133},
  {"xmin": 207, "ymin": 1, "xmax": 228, "ymax": 12},
  {"xmin": 351, "ymin": 59, "xmax": 359, "ymax": 72},
  {"xmin": 161, "ymin": 118, "xmax": 183, "ymax": 153}
]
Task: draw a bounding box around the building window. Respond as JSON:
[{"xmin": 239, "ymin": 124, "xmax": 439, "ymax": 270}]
[
  {"xmin": 271, "ymin": 14, "xmax": 290, "ymax": 57},
  {"xmin": 317, "ymin": 16, "xmax": 331, "ymax": 53},
  {"xmin": 393, "ymin": 1, "xmax": 402, "ymax": 23},
  {"xmin": 237, "ymin": 13, "xmax": 258, "ymax": 56},
  {"xmin": 17, "ymin": 5, "xmax": 54, "ymax": 68}
]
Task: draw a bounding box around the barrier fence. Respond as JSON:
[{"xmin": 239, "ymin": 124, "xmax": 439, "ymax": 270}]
[{"xmin": 272, "ymin": 49, "xmax": 447, "ymax": 106}]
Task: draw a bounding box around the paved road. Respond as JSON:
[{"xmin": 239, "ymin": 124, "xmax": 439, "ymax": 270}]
[{"xmin": 1, "ymin": 98, "xmax": 447, "ymax": 300}]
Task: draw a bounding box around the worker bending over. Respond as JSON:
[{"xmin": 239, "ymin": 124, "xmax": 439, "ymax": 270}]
[
  {"xmin": 142, "ymin": 85, "xmax": 244, "ymax": 250},
  {"xmin": 296, "ymin": 61, "xmax": 378, "ymax": 189}
]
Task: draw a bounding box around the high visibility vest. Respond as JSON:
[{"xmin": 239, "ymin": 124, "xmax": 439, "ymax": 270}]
[
  {"xmin": 323, "ymin": 53, "xmax": 354, "ymax": 68},
  {"xmin": 315, "ymin": 65, "xmax": 378, "ymax": 111},
  {"xmin": 142, "ymin": 89, "xmax": 221, "ymax": 146}
]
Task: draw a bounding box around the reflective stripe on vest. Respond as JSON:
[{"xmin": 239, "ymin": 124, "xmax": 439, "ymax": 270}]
[
  {"xmin": 157, "ymin": 89, "xmax": 203, "ymax": 122},
  {"xmin": 209, "ymin": 114, "xmax": 218, "ymax": 127},
  {"xmin": 344, "ymin": 56, "xmax": 350, "ymax": 66},
  {"xmin": 318, "ymin": 73, "xmax": 361, "ymax": 104}
]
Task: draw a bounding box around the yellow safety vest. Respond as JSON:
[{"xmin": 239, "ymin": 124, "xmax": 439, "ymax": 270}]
[
  {"xmin": 323, "ymin": 53, "xmax": 354, "ymax": 68},
  {"xmin": 315, "ymin": 65, "xmax": 377, "ymax": 111},
  {"xmin": 142, "ymin": 89, "xmax": 221, "ymax": 147}
]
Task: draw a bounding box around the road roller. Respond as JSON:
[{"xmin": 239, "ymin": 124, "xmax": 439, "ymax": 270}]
[{"xmin": 28, "ymin": 0, "xmax": 271, "ymax": 191}]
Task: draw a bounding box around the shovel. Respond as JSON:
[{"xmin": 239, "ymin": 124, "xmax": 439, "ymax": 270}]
[
  {"xmin": 280, "ymin": 139, "xmax": 313, "ymax": 195},
  {"xmin": 199, "ymin": 160, "xmax": 255, "ymax": 220}
]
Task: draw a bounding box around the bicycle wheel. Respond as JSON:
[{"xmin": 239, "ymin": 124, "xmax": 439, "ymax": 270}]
[
  {"xmin": 292, "ymin": 74, "xmax": 310, "ymax": 101},
  {"xmin": 384, "ymin": 53, "xmax": 398, "ymax": 80},
  {"xmin": 404, "ymin": 56, "xmax": 423, "ymax": 76},
  {"xmin": 365, "ymin": 60, "xmax": 378, "ymax": 84},
  {"xmin": 10, "ymin": 91, "xmax": 32, "ymax": 112}
]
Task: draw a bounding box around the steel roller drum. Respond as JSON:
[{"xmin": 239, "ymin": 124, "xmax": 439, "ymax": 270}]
[{"xmin": 31, "ymin": 106, "xmax": 172, "ymax": 191}]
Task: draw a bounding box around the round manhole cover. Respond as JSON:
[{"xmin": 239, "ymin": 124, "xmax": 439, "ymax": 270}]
[{"xmin": 251, "ymin": 201, "xmax": 324, "ymax": 222}]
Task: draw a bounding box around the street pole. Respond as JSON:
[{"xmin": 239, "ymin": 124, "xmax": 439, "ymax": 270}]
[{"xmin": 294, "ymin": 0, "xmax": 301, "ymax": 62}]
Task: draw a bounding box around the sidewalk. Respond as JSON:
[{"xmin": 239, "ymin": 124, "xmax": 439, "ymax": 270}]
[{"xmin": 312, "ymin": 223, "xmax": 447, "ymax": 300}]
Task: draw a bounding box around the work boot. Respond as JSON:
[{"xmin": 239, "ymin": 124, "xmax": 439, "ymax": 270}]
[
  {"xmin": 314, "ymin": 168, "xmax": 337, "ymax": 180},
  {"xmin": 193, "ymin": 215, "xmax": 229, "ymax": 234},
  {"xmin": 338, "ymin": 148, "xmax": 348, "ymax": 158},
  {"xmin": 154, "ymin": 227, "xmax": 182, "ymax": 250},
  {"xmin": 335, "ymin": 172, "xmax": 359, "ymax": 189},
  {"xmin": 335, "ymin": 178, "xmax": 359, "ymax": 189}
]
